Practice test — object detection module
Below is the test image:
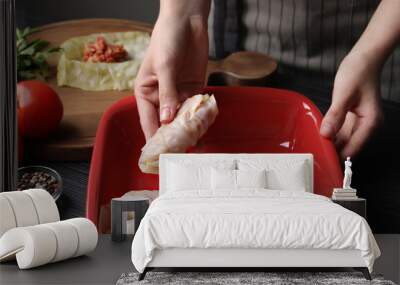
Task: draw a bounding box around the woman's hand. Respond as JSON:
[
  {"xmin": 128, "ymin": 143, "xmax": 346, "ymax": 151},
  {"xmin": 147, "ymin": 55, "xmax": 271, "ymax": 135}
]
[
  {"xmin": 320, "ymin": 0, "xmax": 400, "ymax": 158},
  {"xmin": 320, "ymin": 52, "xmax": 383, "ymax": 158},
  {"xmin": 135, "ymin": 1, "xmax": 210, "ymax": 140}
]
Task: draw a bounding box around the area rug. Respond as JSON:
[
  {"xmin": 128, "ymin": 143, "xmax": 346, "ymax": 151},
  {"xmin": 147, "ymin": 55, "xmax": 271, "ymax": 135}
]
[{"xmin": 116, "ymin": 272, "xmax": 396, "ymax": 285}]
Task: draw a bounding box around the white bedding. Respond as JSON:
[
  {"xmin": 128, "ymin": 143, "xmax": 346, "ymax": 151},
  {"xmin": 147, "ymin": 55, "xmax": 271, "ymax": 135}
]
[{"xmin": 131, "ymin": 190, "xmax": 380, "ymax": 273}]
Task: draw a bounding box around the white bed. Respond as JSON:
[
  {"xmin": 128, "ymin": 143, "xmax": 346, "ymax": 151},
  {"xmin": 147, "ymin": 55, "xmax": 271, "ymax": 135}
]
[{"xmin": 131, "ymin": 154, "xmax": 380, "ymax": 280}]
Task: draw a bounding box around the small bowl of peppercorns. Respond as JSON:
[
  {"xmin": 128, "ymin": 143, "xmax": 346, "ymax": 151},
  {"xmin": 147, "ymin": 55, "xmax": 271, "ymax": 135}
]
[{"xmin": 17, "ymin": 166, "xmax": 62, "ymax": 200}]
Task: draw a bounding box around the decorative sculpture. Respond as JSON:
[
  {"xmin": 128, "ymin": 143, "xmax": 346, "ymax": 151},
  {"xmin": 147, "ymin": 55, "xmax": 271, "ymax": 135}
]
[
  {"xmin": 332, "ymin": 157, "xmax": 357, "ymax": 200},
  {"xmin": 342, "ymin": 157, "xmax": 353, "ymax": 189}
]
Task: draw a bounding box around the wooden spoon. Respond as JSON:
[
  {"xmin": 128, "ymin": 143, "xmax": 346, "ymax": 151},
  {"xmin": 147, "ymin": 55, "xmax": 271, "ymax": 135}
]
[{"xmin": 206, "ymin": 51, "xmax": 278, "ymax": 86}]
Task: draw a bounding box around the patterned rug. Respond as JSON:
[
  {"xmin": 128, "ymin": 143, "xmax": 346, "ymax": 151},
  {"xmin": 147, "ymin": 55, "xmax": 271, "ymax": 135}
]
[{"xmin": 117, "ymin": 272, "xmax": 396, "ymax": 285}]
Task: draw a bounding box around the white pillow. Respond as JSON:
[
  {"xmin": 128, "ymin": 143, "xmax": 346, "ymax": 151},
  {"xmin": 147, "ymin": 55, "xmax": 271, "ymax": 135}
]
[
  {"xmin": 211, "ymin": 168, "xmax": 236, "ymax": 190},
  {"xmin": 267, "ymin": 165, "xmax": 307, "ymax": 191},
  {"xmin": 238, "ymin": 159, "xmax": 308, "ymax": 191},
  {"xmin": 211, "ymin": 169, "xmax": 267, "ymax": 190},
  {"xmin": 236, "ymin": 169, "xmax": 267, "ymax": 188},
  {"xmin": 167, "ymin": 160, "xmax": 235, "ymax": 192},
  {"xmin": 167, "ymin": 163, "xmax": 210, "ymax": 191}
]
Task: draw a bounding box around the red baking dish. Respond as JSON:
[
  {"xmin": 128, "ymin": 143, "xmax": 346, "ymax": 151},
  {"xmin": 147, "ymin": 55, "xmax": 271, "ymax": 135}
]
[{"xmin": 87, "ymin": 86, "xmax": 343, "ymax": 232}]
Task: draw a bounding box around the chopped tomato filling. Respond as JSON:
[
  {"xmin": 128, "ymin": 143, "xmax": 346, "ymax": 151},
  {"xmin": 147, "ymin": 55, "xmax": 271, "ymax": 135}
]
[{"xmin": 83, "ymin": 36, "xmax": 128, "ymax": 63}]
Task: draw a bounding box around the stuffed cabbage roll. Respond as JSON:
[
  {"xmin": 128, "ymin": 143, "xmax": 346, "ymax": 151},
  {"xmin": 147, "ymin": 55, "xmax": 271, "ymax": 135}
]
[{"xmin": 139, "ymin": 94, "xmax": 218, "ymax": 174}]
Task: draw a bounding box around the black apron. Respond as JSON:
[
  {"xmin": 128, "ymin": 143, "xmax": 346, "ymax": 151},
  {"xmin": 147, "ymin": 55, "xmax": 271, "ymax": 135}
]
[{"xmin": 208, "ymin": 0, "xmax": 400, "ymax": 233}]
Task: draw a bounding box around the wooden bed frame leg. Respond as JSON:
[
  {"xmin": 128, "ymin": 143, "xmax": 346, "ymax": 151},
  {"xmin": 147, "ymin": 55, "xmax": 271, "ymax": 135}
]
[
  {"xmin": 354, "ymin": 267, "xmax": 371, "ymax": 280},
  {"xmin": 138, "ymin": 268, "xmax": 148, "ymax": 281}
]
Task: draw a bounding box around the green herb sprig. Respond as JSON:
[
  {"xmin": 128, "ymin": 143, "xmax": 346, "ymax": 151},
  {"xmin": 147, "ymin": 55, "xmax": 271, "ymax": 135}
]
[{"xmin": 16, "ymin": 27, "xmax": 61, "ymax": 81}]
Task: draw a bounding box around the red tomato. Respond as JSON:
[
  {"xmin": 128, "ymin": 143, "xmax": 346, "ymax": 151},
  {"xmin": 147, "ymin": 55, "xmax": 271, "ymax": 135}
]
[{"xmin": 17, "ymin": 80, "xmax": 63, "ymax": 139}]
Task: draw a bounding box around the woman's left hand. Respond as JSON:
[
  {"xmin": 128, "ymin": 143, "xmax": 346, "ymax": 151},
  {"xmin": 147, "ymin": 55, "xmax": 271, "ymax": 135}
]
[{"xmin": 320, "ymin": 51, "xmax": 384, "ymax": 158}]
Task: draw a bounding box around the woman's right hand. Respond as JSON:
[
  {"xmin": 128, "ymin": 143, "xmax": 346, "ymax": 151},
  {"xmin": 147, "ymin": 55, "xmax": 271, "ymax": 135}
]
[{"xmin": 135, "ymin": 0, "xmax": 211, "ymax": 140}]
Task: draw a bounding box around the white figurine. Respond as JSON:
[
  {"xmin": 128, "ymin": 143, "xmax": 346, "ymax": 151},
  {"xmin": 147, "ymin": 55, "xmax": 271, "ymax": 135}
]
[{"xmin": 343, "ymin": 157, "xmax": 353, "ymax": 189}]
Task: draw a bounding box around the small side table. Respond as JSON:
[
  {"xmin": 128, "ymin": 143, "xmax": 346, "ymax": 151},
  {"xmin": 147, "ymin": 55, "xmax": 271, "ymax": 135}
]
[
  {"xmin": 332, "ymin": 198, "xmax": 366, "ymax": 219},
  {"xmin": 111, "ymin": 196, "xmax": 150, "ymax": 241}
]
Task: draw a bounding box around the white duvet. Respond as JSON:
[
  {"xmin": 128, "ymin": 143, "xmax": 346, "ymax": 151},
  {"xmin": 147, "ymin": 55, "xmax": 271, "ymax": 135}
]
[{"xmin": 131, "ymin": 190, "xmax": 380, "ymax": 273}]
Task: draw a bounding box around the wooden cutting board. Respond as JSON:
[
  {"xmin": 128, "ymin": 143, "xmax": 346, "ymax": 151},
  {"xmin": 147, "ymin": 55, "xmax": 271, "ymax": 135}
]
[
  {"xmin": 26, "ymin": 18, "xmax": 277, "ymax": 161},
  {"xmin": 26, "ymin": 19, "xmax": 152, "ymax": 161}
]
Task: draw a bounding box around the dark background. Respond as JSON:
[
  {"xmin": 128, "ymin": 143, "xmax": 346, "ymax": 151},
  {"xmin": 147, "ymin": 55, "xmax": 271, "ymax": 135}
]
[
  {"xmin": 16, "ymin": 0, "xmax": 159, "ymax": 27},
  {"xmin": 16, "ymin": 0, "xmax": 400, "ymax": 234}
]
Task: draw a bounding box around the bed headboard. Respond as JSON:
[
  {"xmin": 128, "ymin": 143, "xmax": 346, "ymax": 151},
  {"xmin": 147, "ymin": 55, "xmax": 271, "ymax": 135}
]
[{"xmin": 159, "ymin": 153, "xmax": 313, "ymax": 195}]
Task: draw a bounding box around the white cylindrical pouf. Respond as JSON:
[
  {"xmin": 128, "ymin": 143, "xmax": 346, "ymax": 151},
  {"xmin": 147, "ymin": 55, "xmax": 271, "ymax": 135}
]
[
  {"xmin": 23, "ymin": 189, "xmax": 60, "ymax": 224},
  {"xmin": 0, "ymin": 218, "xmax": 98, "ymax": 269},
  {"xmin": 66, "ymin": 218, "xmax": 98, "ymax": 257},
  {"xmin": 0, "ymin": 192, "xmax": 39, "ymax": 227},
  {"xmin": 0, "ymin": 226, "xmax": 57, "ymax": 269},
  {"xmin": 42, "ymin": 221, "xmax": 79, "ymax": 262},
  {"xmin": 0, "ymin": 196, "xmax": 17, "ymax": 238}
]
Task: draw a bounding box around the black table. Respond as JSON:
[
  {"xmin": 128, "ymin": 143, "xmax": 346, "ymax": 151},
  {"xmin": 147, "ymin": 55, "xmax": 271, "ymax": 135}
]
[
  {"xmin": 332, "ymin": 198, "xmax": 367, "ymax": 219},
  {"xmin": 0, "ymin": 235, "xmax": 133, "ymax": 285}
]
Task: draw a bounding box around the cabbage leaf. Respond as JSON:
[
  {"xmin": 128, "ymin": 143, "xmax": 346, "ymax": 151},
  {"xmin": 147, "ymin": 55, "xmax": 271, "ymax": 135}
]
[{"xmin": 57, "ymin": 31, "xmax": 149, "ymax": 91}]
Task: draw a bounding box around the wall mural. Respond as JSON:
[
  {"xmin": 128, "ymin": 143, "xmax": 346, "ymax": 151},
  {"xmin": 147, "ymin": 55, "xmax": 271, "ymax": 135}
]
[{"xmin": 1, "ymin": 0, "xmax": 399, "ymax": 234}]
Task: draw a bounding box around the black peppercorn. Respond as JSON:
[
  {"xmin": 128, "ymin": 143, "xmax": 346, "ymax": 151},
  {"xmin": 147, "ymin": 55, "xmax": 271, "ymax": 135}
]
[{"xmin": 17, "ymin": 171, "xmax": 59, "ymax": 197}]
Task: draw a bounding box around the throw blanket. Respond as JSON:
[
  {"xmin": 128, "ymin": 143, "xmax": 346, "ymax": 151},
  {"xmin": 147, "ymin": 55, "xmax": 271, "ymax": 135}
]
[{"xmin": 131, "ymin": 190, "xmax": 380, "ymax": 272}]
